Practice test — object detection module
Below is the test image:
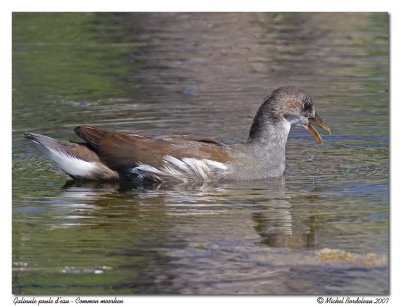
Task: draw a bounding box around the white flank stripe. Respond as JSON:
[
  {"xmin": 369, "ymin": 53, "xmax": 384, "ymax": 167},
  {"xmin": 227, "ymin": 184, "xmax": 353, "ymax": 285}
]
[
  {"xmin": 135, "ymin": 164, "xmax": 163, "ymax": 175},
  {"xmin": 204, "ymin": 160, "xmax": 228, "ymax": 170},
  {"xmin": 182, "ymin": 158, "xmax": 209, "ymax": 180},
  {"xmin": 163, "ymin": 156, "xmax": 190, "ymax": 172},
  {"xmin": 131, "ymin": 155, "xmax": 228, "ymax": 183}
]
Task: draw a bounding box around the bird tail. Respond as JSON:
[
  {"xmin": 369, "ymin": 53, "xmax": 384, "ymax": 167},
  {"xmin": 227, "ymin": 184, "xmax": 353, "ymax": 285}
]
[{"xmin": 24, "ymin": 132, "xmax": 118, "ymax": 180}]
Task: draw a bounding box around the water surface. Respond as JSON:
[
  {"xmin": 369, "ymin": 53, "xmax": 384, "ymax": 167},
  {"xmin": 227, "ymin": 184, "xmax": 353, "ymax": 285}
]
[{"xmin": 12, "ymin": 12, "xmax": 389, "ymax": 295}]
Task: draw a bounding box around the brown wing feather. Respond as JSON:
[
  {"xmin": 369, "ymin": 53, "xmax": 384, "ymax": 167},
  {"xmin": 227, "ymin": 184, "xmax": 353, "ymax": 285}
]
[
  {"xmin": 159, "ymin": 135, "xmax": 224, "ymax": 146},
  {"xmin": 75, "ymin": 125, "xmax": 110, "ymax": 149},
  {"xmin": 74, "ymin": 125, "xmax": 232, "ymax": 173}
]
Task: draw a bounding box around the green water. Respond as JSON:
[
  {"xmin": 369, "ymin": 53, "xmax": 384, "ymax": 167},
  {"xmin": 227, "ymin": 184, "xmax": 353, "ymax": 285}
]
[{"xmin": 12, "ymin": 12, "xmax": 389, "ymax": 295}]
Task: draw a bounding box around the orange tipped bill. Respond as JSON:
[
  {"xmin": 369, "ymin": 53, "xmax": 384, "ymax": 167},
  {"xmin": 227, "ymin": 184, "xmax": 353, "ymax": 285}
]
[{"xmin": 307, "ymin": 113, "xmax": 331, "ymax": 143}]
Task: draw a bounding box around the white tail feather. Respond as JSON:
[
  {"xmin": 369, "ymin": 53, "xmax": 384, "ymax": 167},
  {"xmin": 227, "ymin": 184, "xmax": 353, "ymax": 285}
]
[{"xmin": 45, "ymin": 149, "xmax": 97, "ymax": 179}]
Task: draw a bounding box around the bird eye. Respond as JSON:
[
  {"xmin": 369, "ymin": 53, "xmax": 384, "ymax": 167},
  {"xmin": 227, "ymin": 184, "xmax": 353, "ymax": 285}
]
[{"xmin": 303, "ymin": 100, "xmax": 312, "ymax": 111}]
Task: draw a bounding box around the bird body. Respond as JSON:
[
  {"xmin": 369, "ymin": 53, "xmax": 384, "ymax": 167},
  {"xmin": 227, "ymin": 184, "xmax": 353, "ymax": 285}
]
[{"xmin": 25, "ymin": 86, "xmax": 330, "ymax": 183}]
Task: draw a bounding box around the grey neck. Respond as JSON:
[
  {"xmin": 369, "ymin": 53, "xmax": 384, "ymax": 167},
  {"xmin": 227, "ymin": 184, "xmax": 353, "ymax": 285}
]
[
  {"xmin": 247, "ymin": 99, "xmax": 290, "ymax": 147},
  {"xmin": 230, "ymin": 99, "xmax": 291, "ymax": 179}
]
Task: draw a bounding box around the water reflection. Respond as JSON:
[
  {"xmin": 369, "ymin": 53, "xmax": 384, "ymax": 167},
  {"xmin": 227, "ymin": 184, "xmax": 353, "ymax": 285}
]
[
  {"xmin": 28, "ymin": 178, "xmax": 309, "ymax": 253},
  {"xmin": 13, "ymin": 173, "xmax": 388, "ymax": 294},
  {"xmin": 254, "ymin": 211, "xmax": 316, "ymax": 249}
]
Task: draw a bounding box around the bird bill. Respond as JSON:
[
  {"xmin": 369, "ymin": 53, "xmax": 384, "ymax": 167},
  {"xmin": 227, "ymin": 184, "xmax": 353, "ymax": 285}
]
[{"xmin": 307, "ymin": 114, "xmax": 331, "ymax": 143}]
